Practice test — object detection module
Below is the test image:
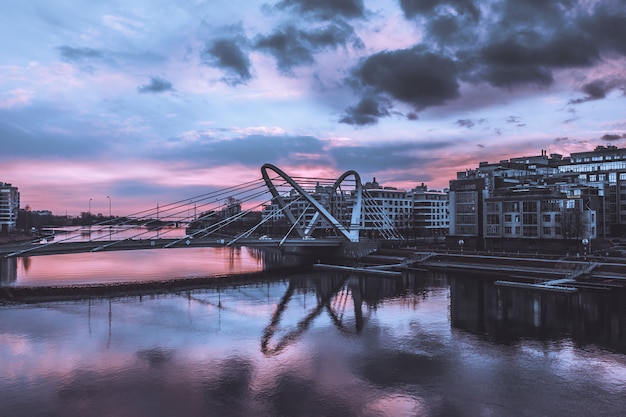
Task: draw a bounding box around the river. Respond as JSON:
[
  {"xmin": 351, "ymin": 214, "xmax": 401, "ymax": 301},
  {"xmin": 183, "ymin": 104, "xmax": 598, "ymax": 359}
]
[{"xmin": 1, "ymin": 248, "xmax": 625, "ymax": 416}]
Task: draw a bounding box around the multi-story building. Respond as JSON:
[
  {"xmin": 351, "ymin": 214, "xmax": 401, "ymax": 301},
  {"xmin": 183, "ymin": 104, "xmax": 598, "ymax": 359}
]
[
  {"xmin": 448, "ymin": 147, "xmax": 615, "ymax": 252},
  {"xmin": 448, "ymin": 177, "xmax": 487, "ymax": 239},
  {"xmin": 0, "ymin": 182, "xmax": 20, "ymax": 233},
  {"xmin": 408, "ymin": 183, "xmax": 449, "ymax": 238},
  {"xmin": 558, "ymin": 145, "xmax": 626, "ymax": 236},
  {"xmin": 362, "ymin": 178, "xmax": 413, "ymax": 236}
]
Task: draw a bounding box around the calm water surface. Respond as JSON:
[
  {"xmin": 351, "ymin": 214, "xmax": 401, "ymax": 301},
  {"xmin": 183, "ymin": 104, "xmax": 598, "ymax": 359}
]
[
  {"xmin": 1, "ymin": 251, "xmax": 626, "ymax": 416},
  {"xmin": 1, "ymin": 247, "xmax": 267, "ymax": 287}
]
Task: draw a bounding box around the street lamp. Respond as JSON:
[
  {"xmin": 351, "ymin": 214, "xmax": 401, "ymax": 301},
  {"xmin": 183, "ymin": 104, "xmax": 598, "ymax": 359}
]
[
  {"xmin": 107, "ymin": 195, "xmax": 112, "ymax": 240},
  {"xmin": 88, "ymin": 198, "xmax": 93, "ymax": 229},
  {"xmin": 582, "ymin": 238, "xmax": 589, "ymax": 261}
]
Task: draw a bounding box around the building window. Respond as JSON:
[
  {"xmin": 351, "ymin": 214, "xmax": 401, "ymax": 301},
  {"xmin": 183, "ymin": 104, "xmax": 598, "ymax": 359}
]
[
  {"xmin": 523, "ymin": 226, "xmax": 538, "ymax": 237},
  {"xmin": 542, "ymin": 214, "xmax": 551, "ymax": 223},
  {"xmin": 543, "ymin": 227, "xmax": 551, "ymax": 235},
  {"xmin": 487, "ymin": 214, "xmax": 500, "ymax": 224},
  {"xmin": 523, "ymin": 213, "xmax": 538, "ymax": 224}
]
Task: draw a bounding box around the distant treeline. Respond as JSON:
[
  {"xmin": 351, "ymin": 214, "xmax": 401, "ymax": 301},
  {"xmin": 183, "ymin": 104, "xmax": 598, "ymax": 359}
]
[{"xmin": 15, "ymin": 209, "xmax": 137, "ymax": 230}]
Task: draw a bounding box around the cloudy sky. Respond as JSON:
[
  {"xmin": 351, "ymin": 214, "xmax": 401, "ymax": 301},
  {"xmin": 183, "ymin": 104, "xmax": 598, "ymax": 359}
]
[{"xmin": 2, "ymin": 0, "xmax": 625, "ymax": 215}]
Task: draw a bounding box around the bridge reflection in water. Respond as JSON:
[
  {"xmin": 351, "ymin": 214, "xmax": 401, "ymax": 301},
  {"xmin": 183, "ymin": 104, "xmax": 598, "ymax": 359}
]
[{"xmin": 2, "ymin": 270, "xmax": 626, "ymax": 416}]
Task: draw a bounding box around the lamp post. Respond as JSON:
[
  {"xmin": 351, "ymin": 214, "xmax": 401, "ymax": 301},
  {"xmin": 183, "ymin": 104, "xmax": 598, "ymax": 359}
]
[
  {"xmin": 107, "ymin": 196, "xmax": 112, "ymax": 240},
  {"xmin": 88, "ymin": 198, "xmax": 92, "ymax": 228}
]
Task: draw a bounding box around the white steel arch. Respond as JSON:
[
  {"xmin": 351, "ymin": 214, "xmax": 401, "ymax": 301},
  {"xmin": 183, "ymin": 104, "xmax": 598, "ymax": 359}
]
[{"xmin": 261, "ymin": 163, "xmax": 362, "ymax": 242}]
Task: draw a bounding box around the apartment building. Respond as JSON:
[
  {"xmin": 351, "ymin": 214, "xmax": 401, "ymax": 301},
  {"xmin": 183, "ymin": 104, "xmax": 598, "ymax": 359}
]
[
  {"xmin": 448, "ymin": 147, "xmax": 610, "ymax": 252},
  {"xmin": 362, "ymin": 178, "xmax": 413, "ymax": 235},
  {"xmin": 408, "ymin": 183, "xmax": 449, "ymax": 238},
  {"xmin": 0, "ymin": 182, "xmax": 20, "ymax": 233}
]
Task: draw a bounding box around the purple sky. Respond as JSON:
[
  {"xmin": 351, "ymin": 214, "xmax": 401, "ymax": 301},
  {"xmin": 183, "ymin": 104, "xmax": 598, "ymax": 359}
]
[{"xmin": 1, "ymin": 0, "xmax": 626, "ymax": 215}]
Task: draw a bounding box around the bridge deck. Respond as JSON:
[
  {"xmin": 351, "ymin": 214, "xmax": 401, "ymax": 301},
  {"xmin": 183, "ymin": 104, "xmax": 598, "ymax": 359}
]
[{"xmin": 0, "ymin": 237, "xmax": 343, "ymax": 257}]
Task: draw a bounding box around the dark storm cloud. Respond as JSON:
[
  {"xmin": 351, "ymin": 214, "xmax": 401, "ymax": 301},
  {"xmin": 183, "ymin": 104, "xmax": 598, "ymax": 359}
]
[
  {"xmin": 471, "ymin": 30, "xmax": 599, "ymax": 87},
  {"xmin": 602, "ymin": 134, "xmax": 626, "ymax": 141},
  {"xmin": 137, "ymin": 77, "xmax": 173, "ymax": 94},
  {"xmin": 275, "ymin": 0, "xmax": 365, "ymax": 19},
  {"xmin": 355, "ymin": 48, "xmax": 459, "ymax": 108},
  {"xmin": 342, "ymin": 47, "xmax": 459, "ymax": 124},
  {"xmin": 202, "ymin": 36, "xmax": 252, "ymax": 86},
  {"xmin": 339, "ymin": 95, "xmax": 390, "ymax": 126},
  {"xmin": 399, "ymin": 0, "xmax": 480, "ymax": 21},
  {"xmin": 494, "ymin": 0, "xmax": 577, "ymax": 28},
  {"xmin": 461, "ymin": 1, "xmax": 626, "ymax": 90},
  {"xmin": 580, "ymin": 2, "xmax": 626, "ymax": 55},
  {"xmin": 255, "ymin": 22, "xmax": 362, "ymax": 74},
  {"xmin": 426, "ymin": 13, "xmax": 479, "ymax": 47},
  {"xmin": 455, "ymin": 118, "xmax": 486, "ymax": 128},
  {"xmin": 582, "ymin": 80, "xmax": 607, "ymax": 99},
  {"xmin": 569, "ymin": 80, "xmax": 607, "ymax": 104},
  {"xmin": 570, "ymin": 78, "xmax": 626, "ymax": 104},
  {"xmin": 372, "ymin": 0, "xmax": 626, "ymax": 118},
  {"xmin": 506, "ymin": 116, "xmax": 525, "ymax": 127},
  {"xmin": 456, "ymin": 119, "xmax": 474, "ymax": 128},
  {"xmin": 56, "ymin": 45, "xmax": 106, "ymax": 62}
]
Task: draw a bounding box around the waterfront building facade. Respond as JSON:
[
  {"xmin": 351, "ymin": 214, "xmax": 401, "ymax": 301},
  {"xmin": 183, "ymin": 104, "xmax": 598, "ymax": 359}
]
[
  {"xmin": 448, "ymin": 148, "xmax": 605, "ymax": 252},
  {"xmin": 408, "ymin": 183, "xmax": 449, "ymax": 238},
  {"xmin": 558, "ymin": 145, "xmax": 626, "ymax": 236},
  {"xmin": 0, "ymin": 182, "xmax": 20, "ymax": 234},
  {"xmin": 362, "ymin": 179, "xmax": 413, "ymax": 237}
]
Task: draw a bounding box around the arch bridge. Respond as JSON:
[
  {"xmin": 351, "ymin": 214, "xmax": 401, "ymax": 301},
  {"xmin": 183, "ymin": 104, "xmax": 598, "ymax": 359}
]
[{"xmin": 2, "ymin": 164, "xmax": 403, "ymax": 257}]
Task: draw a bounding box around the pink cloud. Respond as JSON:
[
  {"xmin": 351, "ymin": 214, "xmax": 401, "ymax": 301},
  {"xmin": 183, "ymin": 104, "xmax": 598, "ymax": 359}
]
[{"xmin": 0, "ymin": 88, "xmax": 32, "ymax": 109}]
